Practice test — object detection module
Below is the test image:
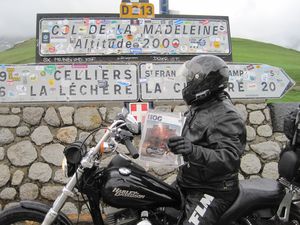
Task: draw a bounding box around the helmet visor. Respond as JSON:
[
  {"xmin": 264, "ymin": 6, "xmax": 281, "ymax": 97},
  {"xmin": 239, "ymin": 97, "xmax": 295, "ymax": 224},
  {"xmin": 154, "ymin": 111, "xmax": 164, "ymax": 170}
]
[{"xmin": 177, "ymin": 61, "xmax": 198, "ymax": 83}]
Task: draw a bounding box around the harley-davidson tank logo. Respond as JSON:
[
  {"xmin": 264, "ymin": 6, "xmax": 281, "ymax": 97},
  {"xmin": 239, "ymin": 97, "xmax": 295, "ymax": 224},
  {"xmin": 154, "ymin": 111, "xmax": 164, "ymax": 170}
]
[{"xmin": 112, "ymin": 188, "xmax": 145, "ymax": 199}]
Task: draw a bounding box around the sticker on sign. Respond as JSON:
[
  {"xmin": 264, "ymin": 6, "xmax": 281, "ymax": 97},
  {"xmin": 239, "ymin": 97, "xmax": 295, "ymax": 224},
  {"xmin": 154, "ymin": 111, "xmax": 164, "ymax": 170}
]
[
  {"xmin": 37, "ymin": 15, "xmax": 230, "ymax": 56},
  {"xmin": 0, "ymin": 64, "xmax": 138, "ymax": 102},
  {"xmin": 139, "ymin": 63, "xmax": 295, "ymax": 100}
]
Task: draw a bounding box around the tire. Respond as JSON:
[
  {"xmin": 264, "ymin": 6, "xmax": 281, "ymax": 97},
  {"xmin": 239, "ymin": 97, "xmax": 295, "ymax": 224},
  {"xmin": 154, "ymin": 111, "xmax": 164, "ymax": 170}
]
[{"xmin": 0, "ymin": 204, "xmax": 72, "ymax": 225}]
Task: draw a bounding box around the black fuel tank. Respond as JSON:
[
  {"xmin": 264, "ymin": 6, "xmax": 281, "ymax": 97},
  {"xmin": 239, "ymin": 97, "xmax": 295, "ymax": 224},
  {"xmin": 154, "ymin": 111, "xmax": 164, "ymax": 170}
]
[{"xmin": 101, "ymin": 154, "xmax": 181, "ymax": 209}]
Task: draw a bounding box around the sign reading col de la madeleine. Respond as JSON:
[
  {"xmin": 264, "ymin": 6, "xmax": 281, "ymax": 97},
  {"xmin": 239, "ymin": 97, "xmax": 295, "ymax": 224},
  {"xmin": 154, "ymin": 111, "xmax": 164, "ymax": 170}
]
[{"xmin": 37, "ymin": 14, "xmax": 230, "ymax": 57}]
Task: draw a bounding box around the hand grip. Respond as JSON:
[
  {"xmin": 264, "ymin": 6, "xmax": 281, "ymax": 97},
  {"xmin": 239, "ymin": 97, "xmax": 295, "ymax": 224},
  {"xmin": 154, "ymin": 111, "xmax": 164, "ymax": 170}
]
[{"xmin": 124, "ymin": 139, "xmax": 139, "ymax": 159}]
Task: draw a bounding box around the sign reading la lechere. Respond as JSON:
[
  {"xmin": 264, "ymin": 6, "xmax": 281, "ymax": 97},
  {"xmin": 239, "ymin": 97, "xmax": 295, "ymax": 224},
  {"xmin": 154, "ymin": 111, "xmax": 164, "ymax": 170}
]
[
  {"xmin": 38, "ymin": 15, "xmax": 230, "ymax": 56},
  {"xmin": 0, "ymin": 64, "xmax": 138, "ymax": 102},
  {"xmin": 0, "ymin": 63, "xmax": 294, "ymax": 103}
]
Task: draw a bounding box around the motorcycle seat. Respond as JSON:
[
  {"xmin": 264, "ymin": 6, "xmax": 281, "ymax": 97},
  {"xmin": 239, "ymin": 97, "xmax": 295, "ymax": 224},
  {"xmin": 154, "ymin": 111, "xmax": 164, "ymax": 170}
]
[{"xmin": 218, "ymin": 178, "xmax": 284, "ymax": 224}]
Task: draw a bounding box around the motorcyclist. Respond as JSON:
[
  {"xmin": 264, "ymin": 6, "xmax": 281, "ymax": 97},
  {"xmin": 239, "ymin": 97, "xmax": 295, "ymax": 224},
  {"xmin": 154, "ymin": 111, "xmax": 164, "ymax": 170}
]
[{"xmin": 167, "ymin": 55, "xmax": 246, "ymax": 225}]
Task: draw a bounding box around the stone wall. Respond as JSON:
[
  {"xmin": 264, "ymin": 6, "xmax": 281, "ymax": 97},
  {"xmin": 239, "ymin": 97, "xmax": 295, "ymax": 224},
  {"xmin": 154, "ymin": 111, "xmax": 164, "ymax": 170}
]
[{"xmin": 0, "ymin": 102, "xmax": 291, "ymax": 213}]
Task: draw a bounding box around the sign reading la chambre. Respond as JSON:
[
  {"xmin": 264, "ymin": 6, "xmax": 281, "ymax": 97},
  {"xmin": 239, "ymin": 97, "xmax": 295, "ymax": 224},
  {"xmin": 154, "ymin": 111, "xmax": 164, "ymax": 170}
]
[
  {"xmin": 37, "ymin": 14, "xmax": 231, "ymax": 57},
  {"xmin": 0, "ymin": 64, "xmax": 138, "ymax": 102},
  {"xmin": 139, "ymin": 63, "xmax": 295, "ymax": 100}
]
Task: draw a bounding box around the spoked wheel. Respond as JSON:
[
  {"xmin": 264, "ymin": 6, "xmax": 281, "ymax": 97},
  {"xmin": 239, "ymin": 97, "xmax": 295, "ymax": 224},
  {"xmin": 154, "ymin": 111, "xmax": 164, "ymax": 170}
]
[{"xmin": 0, "ymin": 204, "xmax": 72, "ymax": 225}]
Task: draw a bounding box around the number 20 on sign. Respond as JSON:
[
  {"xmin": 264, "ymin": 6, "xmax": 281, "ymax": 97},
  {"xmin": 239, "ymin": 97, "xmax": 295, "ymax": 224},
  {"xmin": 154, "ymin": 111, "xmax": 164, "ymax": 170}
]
[{"xmin": 120, "ymin": 3, "xmax": 155, "ymax": 18}]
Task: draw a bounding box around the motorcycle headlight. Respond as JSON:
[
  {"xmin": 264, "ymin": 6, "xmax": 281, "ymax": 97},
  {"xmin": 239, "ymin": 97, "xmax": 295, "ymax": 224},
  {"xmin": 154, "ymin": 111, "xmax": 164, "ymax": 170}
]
[{"xmin": 63, "ymin": 141, "xmax": 88, "ymax": 177}]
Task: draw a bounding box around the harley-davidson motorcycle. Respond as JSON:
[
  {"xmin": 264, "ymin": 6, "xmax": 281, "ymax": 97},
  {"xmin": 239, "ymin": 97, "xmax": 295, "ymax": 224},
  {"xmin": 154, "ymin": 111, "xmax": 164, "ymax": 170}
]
[{"xmin": 1, "ymin": 108, "xmax": 300, "ymax": 225}]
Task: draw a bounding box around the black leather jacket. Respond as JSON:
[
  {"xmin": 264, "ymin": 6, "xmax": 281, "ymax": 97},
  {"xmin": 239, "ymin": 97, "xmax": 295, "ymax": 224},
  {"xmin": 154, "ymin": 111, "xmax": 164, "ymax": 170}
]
[{"xmin": 177, "ymin": 93, "xmax": 246, "ymax": 191}]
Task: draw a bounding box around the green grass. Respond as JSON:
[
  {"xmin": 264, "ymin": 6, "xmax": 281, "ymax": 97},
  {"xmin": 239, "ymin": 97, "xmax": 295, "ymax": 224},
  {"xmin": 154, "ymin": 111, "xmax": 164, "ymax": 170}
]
[
  {"xmin": 0, "ymin": 39, "xmax": 35, "ymax": 64},
  {"xmin": 0, "ymin": 37, "xmax": 299, "ymax": 102}
]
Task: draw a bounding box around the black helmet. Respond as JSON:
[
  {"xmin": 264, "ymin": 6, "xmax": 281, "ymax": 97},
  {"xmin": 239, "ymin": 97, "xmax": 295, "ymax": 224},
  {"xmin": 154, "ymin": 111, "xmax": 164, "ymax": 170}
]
[{"xmin": 178, "ymin": 55, "xmax": 229, "ymax": 105}]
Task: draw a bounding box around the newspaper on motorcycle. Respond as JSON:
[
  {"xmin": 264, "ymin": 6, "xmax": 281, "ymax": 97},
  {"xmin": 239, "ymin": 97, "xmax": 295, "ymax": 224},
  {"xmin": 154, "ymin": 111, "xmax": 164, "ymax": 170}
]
[{"xmin": 139, "ymin": 111, "xmax": 185, "ymax": 167}]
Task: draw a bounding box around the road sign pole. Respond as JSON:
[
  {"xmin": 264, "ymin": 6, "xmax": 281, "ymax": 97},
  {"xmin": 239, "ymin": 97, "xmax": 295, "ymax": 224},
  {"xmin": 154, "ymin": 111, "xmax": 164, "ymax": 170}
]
[{"xmin": 159, "ymin": 0, "xmax": 169, "ymax": 14}]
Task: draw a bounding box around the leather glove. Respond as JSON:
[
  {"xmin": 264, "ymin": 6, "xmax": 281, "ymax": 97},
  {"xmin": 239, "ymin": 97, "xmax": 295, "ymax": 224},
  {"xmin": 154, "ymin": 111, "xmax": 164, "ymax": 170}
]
[{"xmin": 167, "ymin": 136, "xmax": 193, "ymax": 156}]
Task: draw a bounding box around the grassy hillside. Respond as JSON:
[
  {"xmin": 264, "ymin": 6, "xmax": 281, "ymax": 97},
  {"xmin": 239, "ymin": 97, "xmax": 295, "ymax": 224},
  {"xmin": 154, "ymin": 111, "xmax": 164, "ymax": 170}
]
[{"xmin": 0, "ymin": 37, "xmax": 299, "ymax": 102}]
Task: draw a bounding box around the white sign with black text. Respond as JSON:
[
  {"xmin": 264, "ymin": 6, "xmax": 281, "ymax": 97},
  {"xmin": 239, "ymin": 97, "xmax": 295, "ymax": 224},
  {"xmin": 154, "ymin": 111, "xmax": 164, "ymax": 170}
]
[
  {"xmin": 0, "ymin": 64, "xmax": 138, "ymax": 102},
  {"xmin": 139, "ymin": 63, "xmax": 295, "ymax": 100}
]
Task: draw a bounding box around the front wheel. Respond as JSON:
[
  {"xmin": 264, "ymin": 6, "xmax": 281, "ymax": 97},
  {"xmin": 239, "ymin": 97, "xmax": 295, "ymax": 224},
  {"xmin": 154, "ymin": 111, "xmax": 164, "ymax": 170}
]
[{"xmin": 0, "ymin": 204, "xmax": 72, "ymax": 225}]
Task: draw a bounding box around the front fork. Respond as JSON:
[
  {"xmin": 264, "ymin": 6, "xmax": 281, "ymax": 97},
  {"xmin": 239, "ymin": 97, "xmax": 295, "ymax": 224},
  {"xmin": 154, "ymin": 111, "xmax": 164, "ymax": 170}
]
[
  {"xmin": 41, "ymin": 120, "xmax": 123, "ymax": 225},
  {"xmin": 41, "ymin": 166, "xmax": 84, "ymax": 225}
]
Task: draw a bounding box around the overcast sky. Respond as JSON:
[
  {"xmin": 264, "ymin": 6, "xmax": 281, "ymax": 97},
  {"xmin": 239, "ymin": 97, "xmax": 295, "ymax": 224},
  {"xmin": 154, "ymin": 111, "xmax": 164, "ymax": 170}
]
[{"xmin": 1, "ymin": 0, "xmax": 299, "ymax": 51}]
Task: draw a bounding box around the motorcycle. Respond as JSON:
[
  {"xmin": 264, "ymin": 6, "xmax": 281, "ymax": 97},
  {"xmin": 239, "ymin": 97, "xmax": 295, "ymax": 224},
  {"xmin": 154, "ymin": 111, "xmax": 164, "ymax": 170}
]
[{"xmin": 0, "ymin": 107, "xmax": 300, "ymax": 225}]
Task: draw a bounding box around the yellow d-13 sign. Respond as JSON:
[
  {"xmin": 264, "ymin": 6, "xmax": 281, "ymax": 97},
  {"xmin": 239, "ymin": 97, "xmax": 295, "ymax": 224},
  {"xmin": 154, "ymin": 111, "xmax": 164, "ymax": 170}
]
[{"xmin": 120, "ymin": 2, "xmax": 154, "ymax": 18}]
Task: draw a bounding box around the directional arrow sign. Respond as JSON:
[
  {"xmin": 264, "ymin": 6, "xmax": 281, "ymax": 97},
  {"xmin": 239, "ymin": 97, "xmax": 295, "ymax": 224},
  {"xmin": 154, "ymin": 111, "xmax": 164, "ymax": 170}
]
[{"xmin": 139, "ymin": 62, "xmax": 295, "ymax": 100}]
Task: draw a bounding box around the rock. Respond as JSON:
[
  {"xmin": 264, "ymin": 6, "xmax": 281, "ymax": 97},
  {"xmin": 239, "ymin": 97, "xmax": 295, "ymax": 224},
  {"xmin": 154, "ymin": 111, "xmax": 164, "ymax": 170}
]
[
  {"xmin": 101, "ymin": 155, "xmax": 115, "ymax": 167},
  {"xmin": 94, "ymin": 129, "xmax": 106, "ymax": 143},
  {"xmin": 154, "ymin": 105, "xmax": 172, "ymax": 112},
  {"xmin": 274, "ymin": 133, "xmax": 289, "ymax": 143},
  {"xmin": 44, "ymin": 107, "xmax": 60, "ymax": 127},
  {"xmin": 41, "ymin": 186, "xmax": 63, "ymax": 201},
  {"xmin": 234, "ymin": 104, "xmax": 248, "ymax": 122},
  {"xmin": 23, "ymin": 107, "xmax": 44, "ymax": 125},
  {"xmin": 173, "ymin": 105, "xmax": 189, "ymax": 114},
  {"xmin": 0, "ymin": 128, "xmax": 14, "ymax": 145},
  {"xmin": 79, "ymin": 132, "xmax": 93, "ymax": 145},
  {"xmin": 74, "ymin": 107, "xmax": 102, "ymax": 131},
  {"xmin": 11, "ymin": 170, "xmax": 24, "ymax": 186},
  {"xmin": 262, "ymin": 162, "xmax": 279, "ymax": 179},
  {"xmin": 61, "ymin": 202, "xmax": 78, "ymax": 215},
  {"xmin": 16, "ymin": 126, "xmax": 30, "ymax": 137},
  {"xmin": 250, "ymin": 175, "xmax": 261, "ymax": 179},
  {"xmin": 0, "ymin": 165, "xmax": 10, "ymax": 187},
  {"xmin": 99, "ymin": 107, "xmax": 107, "ymax": 121},
  {"xmin": 4, "ymin": 202, "xmax": 19, "ymax": 210},
  {"xmin": 164, "ymin": 174, "xmax": 177, "ymax": 185},
  {"xmin": 7, "ymin": 141, "xmax": 37, "ymax": 166},
  {"xmin": 54, "ymin": 169, "xmax": 71, "ymax": 184},
  {"xmin": 81, "ymin": 204, "xmax": 90, "ymax": 213},
  {"xmin": 28, "ymin": 162, "xmax": 52, "ymax": 183},
  {"xmin": 0, "ymin": 115, "xmax": 20, "ymax": 127},
  {"xmin": 240, "ymin": 154, "xmax": 261, "ymax": 175},
  {"xmin": 257, "ymin": 125, "xmax": 272, "ymax": 137},
  {"xmin": 250, "ymin": 141, "xmax": 281, "ymax": 160},
  {"xmin": 249, "ymin": 111, "xmax": 265, "ymax": 125},
  {"xmin": 0, "ymin": 147, "xmax": 4, "ymax": 160},
  {"xmin": 58, "ymin": 107, "xmax": 74, "ymax": 125},
  {"xmin": 11, "ymin": 107, "xmax": 21, "ymax": 114},
  {"xmin": 246, "ymin": 126, "xmax": 256, "ymax": 141},
  {"xmin": 0, "ymin": 187, "xmax": 17, "ymax": 200},
  {"xmin": 57, "ymin": 126, "xmax": 77, "ymax": 144},
  {"xmin": 247, "ymin": 103, "xmax": 267, "ymax": 110},
  {"xmin": 263, "ymin": 108, "xmax": 271, "ymax": 121},
  {"xmin": 41, "ymin": 143, "xmax": 65, "ymax": 166},
  {"xmin": 0, "ymin": 107, "xmax": 9, "ymax": 114},
  {"xmin": 238, "ymin": 173, "xmax": 245, "ymax": 180},
  {"xmin": 20, "ymin": 183, "xmax": 39, "ymax": 200},
  {"xmin": 31, "ymin": 126, "xmax": 53, "ymax": 145},
  {"xmin": 153, "ymin": 167, "xmax": 176, "ymax": 176},
  {"xmin": 106, "ymin": 107, "xmax": 122, "ymax": 123}
]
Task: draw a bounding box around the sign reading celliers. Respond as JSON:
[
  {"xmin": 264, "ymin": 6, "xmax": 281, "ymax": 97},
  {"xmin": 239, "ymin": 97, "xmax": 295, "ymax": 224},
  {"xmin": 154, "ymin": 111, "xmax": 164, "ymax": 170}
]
[{"xmin": 120, "ymin": 0, "xmax": 155, "ymax": 19}]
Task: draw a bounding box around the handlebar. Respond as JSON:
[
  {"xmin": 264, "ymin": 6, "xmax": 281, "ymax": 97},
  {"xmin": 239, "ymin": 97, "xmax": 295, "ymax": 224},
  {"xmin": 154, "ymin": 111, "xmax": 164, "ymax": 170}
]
[{"xmin": 124, "ymin": 138, "xmax": 139, "ymax": 159}]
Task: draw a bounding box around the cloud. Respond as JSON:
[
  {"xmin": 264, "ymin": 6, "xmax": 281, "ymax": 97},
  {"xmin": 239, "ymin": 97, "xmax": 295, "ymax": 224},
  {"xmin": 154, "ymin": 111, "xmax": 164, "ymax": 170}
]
[{"xmin": 0, "ymin": 0, "xmax": 299, "ymax": 51}]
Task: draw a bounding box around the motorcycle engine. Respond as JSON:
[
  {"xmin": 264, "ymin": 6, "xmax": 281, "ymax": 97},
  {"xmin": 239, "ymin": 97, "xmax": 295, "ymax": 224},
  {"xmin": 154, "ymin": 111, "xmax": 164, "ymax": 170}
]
[{"xmin": 103, "ymin": 206, "xmax": 139, "ymax": 225}]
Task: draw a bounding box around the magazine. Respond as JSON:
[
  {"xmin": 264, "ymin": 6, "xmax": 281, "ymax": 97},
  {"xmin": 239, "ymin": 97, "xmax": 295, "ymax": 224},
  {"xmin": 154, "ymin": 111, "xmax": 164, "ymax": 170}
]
[{"xmin": 138, "ymin": 111, "xmax": 185, "ymax": 167}]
